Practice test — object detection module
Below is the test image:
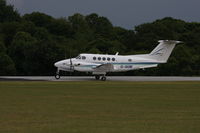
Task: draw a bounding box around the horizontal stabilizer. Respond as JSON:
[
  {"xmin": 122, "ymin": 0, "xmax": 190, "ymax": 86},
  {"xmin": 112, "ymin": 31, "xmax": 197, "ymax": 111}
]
[{"xmin": 139, "ymin": 64, "xmax": 158, "ymax": 69}]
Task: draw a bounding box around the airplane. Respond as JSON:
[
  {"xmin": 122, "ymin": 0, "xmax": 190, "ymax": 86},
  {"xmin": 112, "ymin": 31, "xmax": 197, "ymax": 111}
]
[{"xmin": 54, "ymin": 40, "xmax": 181, "ymax": 81}]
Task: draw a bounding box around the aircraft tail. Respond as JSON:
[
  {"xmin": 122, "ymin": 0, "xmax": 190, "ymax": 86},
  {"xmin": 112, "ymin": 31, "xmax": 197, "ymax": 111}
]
[{"xmin": 148, "ymin": 40, "xmax": 181, "ymax": 63}]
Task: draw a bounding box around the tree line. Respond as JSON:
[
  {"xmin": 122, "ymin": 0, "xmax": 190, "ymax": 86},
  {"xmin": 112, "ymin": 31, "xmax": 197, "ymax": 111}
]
[{"xmin": 0, "ymin": 0, "xmax": 200, "ymax": 76}]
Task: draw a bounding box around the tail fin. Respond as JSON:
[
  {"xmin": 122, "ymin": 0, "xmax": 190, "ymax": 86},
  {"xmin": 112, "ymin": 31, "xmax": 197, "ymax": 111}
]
[{"xmin": 149, "ymin": 40, "xmax": 182, "ymax": 63}]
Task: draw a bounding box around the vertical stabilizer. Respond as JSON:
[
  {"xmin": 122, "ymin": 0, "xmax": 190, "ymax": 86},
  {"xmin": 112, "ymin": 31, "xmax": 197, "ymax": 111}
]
[{"xmin": 149, "ymin": 40, "xmax": 181, "ymax": 63}]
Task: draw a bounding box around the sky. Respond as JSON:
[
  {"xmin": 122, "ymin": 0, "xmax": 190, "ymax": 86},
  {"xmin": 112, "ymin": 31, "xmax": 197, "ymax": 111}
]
[{"xmin": 6, "ymin": 0, "xmax": 200, "ymax": 29}]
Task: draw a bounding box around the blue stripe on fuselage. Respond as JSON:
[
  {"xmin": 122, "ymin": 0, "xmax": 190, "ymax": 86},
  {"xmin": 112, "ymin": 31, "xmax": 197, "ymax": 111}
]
[{"xmin": 79, "ymin": 62, "xmax": 158, "ymax": 67}]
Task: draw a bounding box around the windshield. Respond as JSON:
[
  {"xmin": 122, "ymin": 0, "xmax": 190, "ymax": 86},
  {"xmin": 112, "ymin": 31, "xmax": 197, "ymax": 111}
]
[{"xmin": 76, "ymin": 55, "xmax": 81, "ymax": 59}]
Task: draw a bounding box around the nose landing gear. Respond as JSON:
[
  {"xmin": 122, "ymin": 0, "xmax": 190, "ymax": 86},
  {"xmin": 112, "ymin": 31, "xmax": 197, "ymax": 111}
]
[
  {"xmin": 55, "ymin": 73, "xmax": 60, "ymax": 79},
  {"xmin": 55, "ymin": 69, "xmax": 60, "ymax": 79}
]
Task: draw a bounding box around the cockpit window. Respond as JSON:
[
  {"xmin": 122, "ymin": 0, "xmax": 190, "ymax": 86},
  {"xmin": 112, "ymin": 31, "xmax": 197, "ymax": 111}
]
[{"xmin": 76, "ymin": 55, "xmax": 81, "ymax": 59}]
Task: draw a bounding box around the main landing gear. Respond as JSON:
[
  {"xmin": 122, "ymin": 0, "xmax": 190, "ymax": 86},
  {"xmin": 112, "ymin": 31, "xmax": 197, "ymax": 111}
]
[
  {"xmin": 95, "ymin": 75, "xmax": 100, "ymax": 80},
  {"xmin": 101, "ymin": 76, "xmax": 106, "ymax": 81},
  {"xmin": 95, "ymin": 75, "xmax": 107, "ymax": 81}
]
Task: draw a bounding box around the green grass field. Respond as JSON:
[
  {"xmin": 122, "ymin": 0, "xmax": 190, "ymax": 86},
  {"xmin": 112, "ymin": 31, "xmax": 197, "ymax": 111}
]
[{"xmin": 0, "ymin": 81, "xmax": 200, "ymax": 133}]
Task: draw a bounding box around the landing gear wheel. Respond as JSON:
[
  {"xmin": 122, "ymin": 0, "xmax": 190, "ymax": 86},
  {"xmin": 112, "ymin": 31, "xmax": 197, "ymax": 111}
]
[
  {"xmin": 101, "ymin": 76, "xmax": 106, "ymax": 81},
  {"xmin": 95, "ymin": 75, "xmax": 100, "ymax": 80},
  {"xmin": 55, "ymin": 74, "xmax": 60, "ymax": 79}
]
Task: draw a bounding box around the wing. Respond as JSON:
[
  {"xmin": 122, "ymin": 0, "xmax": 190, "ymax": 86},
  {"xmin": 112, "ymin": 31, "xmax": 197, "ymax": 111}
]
[{"xmin": 93, "ymin": 63, "xmax": 114, "ymax": 72}]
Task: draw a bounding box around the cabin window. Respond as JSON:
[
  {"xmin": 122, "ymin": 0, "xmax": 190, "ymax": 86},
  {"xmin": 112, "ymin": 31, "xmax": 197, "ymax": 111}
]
[
  {"xmin": 93, "ymin": 57, "xmax": 96, "ymax": 60},
  {"xmin": 112, "ymin": 58, "xmax": 115, "ymax": 61},
  {"xmin": 98, "ymin": 57, "xmax": 101, "ymax": 60},
  {"xmin": 102, "ymin": 57, "xmax": 106, "ymax": 61},
  {"xmin": 82, "ymin": 56, "xmax": 86, "ymax": 60},
  {"xmin": 107, "ymin": 57, "xmax": 110, "ymax": 61},
  {"xmin": 128, "ymin": 59, "xmax": 132, "ymax": 62}
]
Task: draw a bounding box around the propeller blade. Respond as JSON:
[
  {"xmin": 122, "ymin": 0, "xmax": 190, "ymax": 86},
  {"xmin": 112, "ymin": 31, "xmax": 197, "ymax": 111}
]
[
  {"xmin": 70, "ymin": 58, "xmax": 74, "ymax": 71},
  {"xmin": 70, "ymin": 58, "xmax": 72, "ymax": 66}
]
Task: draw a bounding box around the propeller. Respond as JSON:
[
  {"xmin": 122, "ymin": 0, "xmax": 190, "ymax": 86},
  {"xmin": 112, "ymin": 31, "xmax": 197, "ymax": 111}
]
[
  {"xmin": 69, "ymin": 48, "xmax": 74, "ymax": 72},
  {"xmin": 70, "ymin": 58, "xmax": 74, "ymax": 71}
]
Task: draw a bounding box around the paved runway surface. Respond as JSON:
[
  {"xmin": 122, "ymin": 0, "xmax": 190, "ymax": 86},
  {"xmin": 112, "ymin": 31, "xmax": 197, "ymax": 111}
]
[{"xmin": 1, "ymin": 76, "xmax": 200, "ymax": 81}]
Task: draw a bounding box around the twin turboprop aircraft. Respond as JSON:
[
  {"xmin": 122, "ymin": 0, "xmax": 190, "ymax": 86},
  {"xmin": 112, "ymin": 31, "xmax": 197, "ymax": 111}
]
[{"xmin": 54, "ymin": 40, "xmax": 181, "ymax": 81}]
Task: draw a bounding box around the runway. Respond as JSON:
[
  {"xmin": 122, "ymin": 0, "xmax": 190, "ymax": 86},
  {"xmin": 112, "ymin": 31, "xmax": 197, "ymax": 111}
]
[{"xmin": 1, "ymin": 76, "xmax": 200, "ymax": 81}]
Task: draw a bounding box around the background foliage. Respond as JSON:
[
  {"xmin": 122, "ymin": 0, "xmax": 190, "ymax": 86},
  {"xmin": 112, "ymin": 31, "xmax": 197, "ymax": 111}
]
[{"xmin": 0, "ymin": 0, "xmax": 200, "ymax": 76}]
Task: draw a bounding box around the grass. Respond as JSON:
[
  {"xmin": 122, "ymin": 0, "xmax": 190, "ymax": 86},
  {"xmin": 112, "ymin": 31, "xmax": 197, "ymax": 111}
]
[{"xmin": 0, "ymin": 81, "xmax": 200, "ymax": 133}]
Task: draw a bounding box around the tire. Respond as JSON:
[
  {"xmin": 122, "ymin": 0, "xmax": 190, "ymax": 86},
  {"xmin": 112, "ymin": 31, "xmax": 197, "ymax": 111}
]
[
  {"xmin": 55, "ymin": 74, "xmax": 60, "ymax": 79},
  {"xmin": 95, "ymin": 75, "xmax": 100, "ymax": 80},
  {"xmin": 101, "ymin": 76, "xmax": 106, "ymax": 81}
]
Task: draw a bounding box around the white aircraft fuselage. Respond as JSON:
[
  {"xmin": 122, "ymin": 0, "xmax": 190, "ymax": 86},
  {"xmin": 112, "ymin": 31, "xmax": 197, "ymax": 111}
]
[
  {"xmin": 54, "ymin": 40, "xmax": 182, "ymax": 81},
  {"xmin": 55, "ymin": 54, "xmax": 158, "ymax": 72}
]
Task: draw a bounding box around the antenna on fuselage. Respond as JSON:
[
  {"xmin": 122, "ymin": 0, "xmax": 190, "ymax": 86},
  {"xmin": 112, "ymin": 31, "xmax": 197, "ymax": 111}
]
[{"xmin": 115, "ymin": 52, "xmax": 119, "ymax": 55}]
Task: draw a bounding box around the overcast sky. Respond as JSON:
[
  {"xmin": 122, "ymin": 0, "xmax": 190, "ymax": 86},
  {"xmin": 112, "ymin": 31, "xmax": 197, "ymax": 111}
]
[{"xmin": 6, "ymin": 0, "xmax": 200, "ymax": 29}]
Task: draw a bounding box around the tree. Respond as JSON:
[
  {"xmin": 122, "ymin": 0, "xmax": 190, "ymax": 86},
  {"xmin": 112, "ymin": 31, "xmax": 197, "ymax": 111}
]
[
  {"xmin": 0, "ymin": 53, "xmax": 16, "ymax": 75},
  {"xmin": 47, "ymin": 18, "xmax": 73, "ymax": 37},
  {"xmin": 0, "ymin": 39, "xmax": 6, "ymax": 53},
  {"xmin": 9, "ymin": 32, "xmax": 38, "ymax": 75},
  {"xmin": 86, "ymin": 13, "xmax": 113, "ymax": 38},
  {"xmin": 113, "ymin": 27, "xmax": 136, "ymax": 52},
  {"xmin": 0, "ymin": 41, "xmax": 16, "ymax": 75},
  {"xmin": 0, "ymin": 0, "xmax": 20, "ymax": 22},
  {"xmin": 1, "ymin": 22, "xmax": 21, "ymax": 46},
  {"xmin": 23, "ymin": 12, "xmax": 53, "ymax": 28},
  {"xmin": 68, "ymin": 13, "xmax": 89, "ymax": 33}
]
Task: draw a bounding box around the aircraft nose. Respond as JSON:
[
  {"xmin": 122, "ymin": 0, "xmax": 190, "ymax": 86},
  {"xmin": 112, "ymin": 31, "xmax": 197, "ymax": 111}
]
[{"xmin": 54, "ymin": 62, "xmax": 60, "ymax": 67}]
